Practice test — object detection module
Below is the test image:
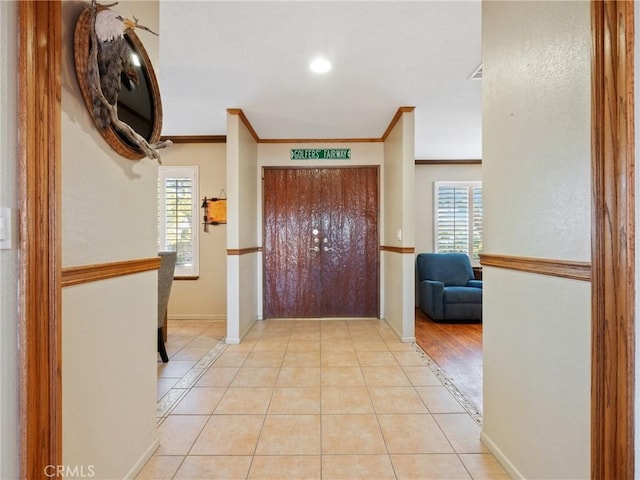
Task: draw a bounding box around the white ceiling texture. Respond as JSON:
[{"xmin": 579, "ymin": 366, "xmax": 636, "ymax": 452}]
[{"xmin": 159, "ymin": 1, "xmax": 482, "ymax": 159}]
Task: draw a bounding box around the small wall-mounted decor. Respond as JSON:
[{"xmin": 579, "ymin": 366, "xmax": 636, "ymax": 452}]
[
  {"xmin": 202, "ymin": 190, "xmax": 227, "ymax": 232},
  {"xmin": 73, "ymin": 0, "xmax": 172, "ymax": 162},
  {"xmin": 290, "ymin": 148, "xmax": 351, "ymax": 160}
]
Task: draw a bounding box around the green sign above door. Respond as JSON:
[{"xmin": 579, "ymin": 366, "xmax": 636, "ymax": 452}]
[{"xmin": 290, "ymin": 148, "xmax": 351, "ymax": 160}]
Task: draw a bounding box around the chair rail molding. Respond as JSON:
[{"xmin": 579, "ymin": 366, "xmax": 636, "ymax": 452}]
[
  {"xmin": 380, "ymin": 246, "xmax": 415, "ymax": 254},
  {"xmin": 227, "ymin": 246, "xmax": 262, "ymax": 255},
  {"xmin": 479, "ymin": 253, "xmax": 591, "ymax": 282},
  {"xmin": 61, "ymin": 257, "xmax": 162, "ymax": 287}
]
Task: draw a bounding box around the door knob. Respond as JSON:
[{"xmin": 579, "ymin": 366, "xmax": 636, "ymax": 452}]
[{"xmin": 310, "ymin": 246, "xmax": 320, "ymax": 252}]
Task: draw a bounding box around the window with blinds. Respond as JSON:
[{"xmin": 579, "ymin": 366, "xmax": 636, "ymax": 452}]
[
  {"xmin": 433, "ymin": 181, "xmax": 483, "ymax": 264},
  {"xmin": 158, "ymin": 166, "xmax": 199, "ymax": 277}
]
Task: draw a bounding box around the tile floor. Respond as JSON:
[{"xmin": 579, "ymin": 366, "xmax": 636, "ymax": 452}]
[{"xmin": 139, "ymin": 319, "xmax": 510, "ymax": 479}]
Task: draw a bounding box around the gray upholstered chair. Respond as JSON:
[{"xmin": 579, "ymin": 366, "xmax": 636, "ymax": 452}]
[
  {"xmin": 417, "ymin": 252, "xmax": 482, "ymax": 321},
  {"xmin": 158, "ymin": 251, "xmax": 177, "ymax": 362}
]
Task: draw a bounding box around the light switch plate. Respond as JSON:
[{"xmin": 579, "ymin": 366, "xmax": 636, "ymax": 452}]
[{"xmin": 0, "ymin": 207, "xmax": 15, "ymax": 250}]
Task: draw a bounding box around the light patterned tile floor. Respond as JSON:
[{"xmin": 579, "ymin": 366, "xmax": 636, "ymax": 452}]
[{"xmin": 140, "ymin": 319, "xmax": 510, "ymax": 479}]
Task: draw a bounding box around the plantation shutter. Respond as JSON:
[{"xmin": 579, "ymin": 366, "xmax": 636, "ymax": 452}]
[
  {"xmin": 434, "ymin": 182, "xmax": 482, "ymax": 263},
  {"xmin": 471, "ymin": 185, "xmax": 483, "ymax": 262},
  {"xmin": 158, "ymin": 166, "xmax": 199, "ymax": 277}
]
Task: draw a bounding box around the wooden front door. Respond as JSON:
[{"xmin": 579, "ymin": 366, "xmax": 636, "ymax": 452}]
[{"xmin": 263, "ymin": 167, "xmax": 379, "ymax": 318}]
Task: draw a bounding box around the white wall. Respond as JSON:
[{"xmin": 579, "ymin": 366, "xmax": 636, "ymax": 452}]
[
  {"xmin": 482, "ymin": 1, "xmax": 591, "ymax": 478},
  {"xmin": 0, "ymin": 1, "xmax": 19, "ymax": 478},
  {"xmin": 226, "ymin": 113, "xmax": 259, "ymax": 343},
  {"xmin": 162, "ymin": 143, "xmax": 227, "ymax": 320},
  {"xmin": 382, "ymin": 112, "xmax": 416, "ymax": 342},
  {"xmin": 61, "ymin": 1, "xmax": 160, "ymax": 477}
]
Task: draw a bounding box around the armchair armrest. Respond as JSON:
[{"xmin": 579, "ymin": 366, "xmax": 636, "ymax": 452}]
[
  {"xmin": 419, "ymin": 280, "xmax": 445, "ymax": 320},
  {"xmin": 467, "ymin": 280, "xmax": 483, "ymax": 289}
]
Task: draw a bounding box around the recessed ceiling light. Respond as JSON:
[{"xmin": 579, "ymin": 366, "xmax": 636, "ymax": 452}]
[{"xmin": 310, "ymin": 58, "xmax": 332, "ymax": 74}]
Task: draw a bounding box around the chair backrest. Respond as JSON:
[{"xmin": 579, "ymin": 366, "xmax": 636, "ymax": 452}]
[
  {"xmin": 416, "ymin": 253, "xmax": 474, "ymax": 286},
  {"xmin": 158, "ymin": 251, "xmax": 177, "ymax": 327}
]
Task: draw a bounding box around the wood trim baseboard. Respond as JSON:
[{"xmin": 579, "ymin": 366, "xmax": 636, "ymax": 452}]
[
  {"xmin": 19, "ymin": 1, "xmax": 62, "ymax": 476},
  {"xmin": 380, "ymin": 246, "xmax": 415, "ymax": 254},
  {"xmin": 227, "ymin": 247, "xmax": 262, "ymax": 255},
  {"xmin": 61, "ymin": 257, "xmax": 162, "ymax": 288},
  {"xmin": 415, "ymin": 159, "xmax": 482, "ymax": 165},
  {"xmin": 591, "ymin": 2, "xmax": 635, "ymax": 478},
  {"xmin": 160, "ymin": 135, "xmax": 226, "ymax": 144},
  {"xmin": 479, "ymin": 253, "xmax": 591, "ymax": 282}
]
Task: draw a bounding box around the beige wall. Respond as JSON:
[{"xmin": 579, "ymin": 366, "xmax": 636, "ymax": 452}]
[
  {"xmin": 61, "ymin": 1, "xmax": 160, "ymax": 478},
  {"xmin": 162, "ymin": 143, "xmax": 227, "ymax": 320},
  {"xmin": 226, "ymin": 113, "xmax": 260, "ymax": 343},
  {"xmin": 0, "ymin": 1, "xmax": 19, "ymax": 478},
  {"xmin": 482, "ymin": 1, "xmax": 591, "ymax": 478},
  {"xmin": 382, "ymin": 112, "xmax": 416, "ymax": 341}
]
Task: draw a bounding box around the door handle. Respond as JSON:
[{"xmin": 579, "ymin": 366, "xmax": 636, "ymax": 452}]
[
  {"xmin": 321, "ymin": 238, "xmax": 335, "ymax": 252},
  {"xmin": 310, "ymin": 246, "xmax": 320, "ymax": 252}
]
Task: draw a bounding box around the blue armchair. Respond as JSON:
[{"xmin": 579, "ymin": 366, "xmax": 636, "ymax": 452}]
[{"xmin": 417, "ymin": 253, "xmax": 482, "ymax": 321}]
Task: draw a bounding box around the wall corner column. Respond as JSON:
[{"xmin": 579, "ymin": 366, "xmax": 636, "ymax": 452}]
[{"xmin": 382, "ymin": 107, "xmax": 416, "ymax": 341}]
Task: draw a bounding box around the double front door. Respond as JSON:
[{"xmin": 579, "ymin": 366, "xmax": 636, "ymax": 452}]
[{"xmin": 263, "ymin": 167, "xmax": 379, "ymax": 318}]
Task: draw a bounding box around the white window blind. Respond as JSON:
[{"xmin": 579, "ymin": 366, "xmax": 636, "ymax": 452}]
[
  {"xmin": 158, "ymin": 166, "xmax": 199, "ymax": 277},
  {"xmin": 434, "ymin": 181, "xmax": 483, "ymax": 263}
]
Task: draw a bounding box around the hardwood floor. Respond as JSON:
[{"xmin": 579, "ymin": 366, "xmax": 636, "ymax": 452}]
[{"xmin": 414, "ymin": 308, "xmax": 483, "ymax": 413}]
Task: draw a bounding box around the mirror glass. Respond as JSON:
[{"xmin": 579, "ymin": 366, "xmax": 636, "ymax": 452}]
[
  {"xmin": 116, "ymin": 34, "xmax": 155, "ymax": 147},
  {"xmin": 73, "ymin": 7, "xmax": 163, "ymax": 160}
]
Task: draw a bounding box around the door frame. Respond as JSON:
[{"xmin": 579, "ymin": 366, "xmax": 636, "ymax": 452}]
[
  {"xmin": 590, "ymin": 2, "xmax": 634, "ymax": 477},
  {"xmin": 18, "ymin": 1, "xmax": 634, "ymax": 476},
  {"xmin": 18, "ymin": 1, "xmax": 62, "ymax": 477},
  {"xmin": 261, "ymin": 165, "xmax": 381, "ymax": 319}
]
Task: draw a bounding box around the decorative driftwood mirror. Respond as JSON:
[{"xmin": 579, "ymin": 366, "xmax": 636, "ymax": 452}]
[{"xmin": 73, "ymin": 2, "xmax": 171, "ymax": 161}]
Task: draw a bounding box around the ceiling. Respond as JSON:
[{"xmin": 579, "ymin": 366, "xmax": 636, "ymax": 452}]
[{"xmin": 158, "ymin": 1, "xmax": 482, "ymax": 159}]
